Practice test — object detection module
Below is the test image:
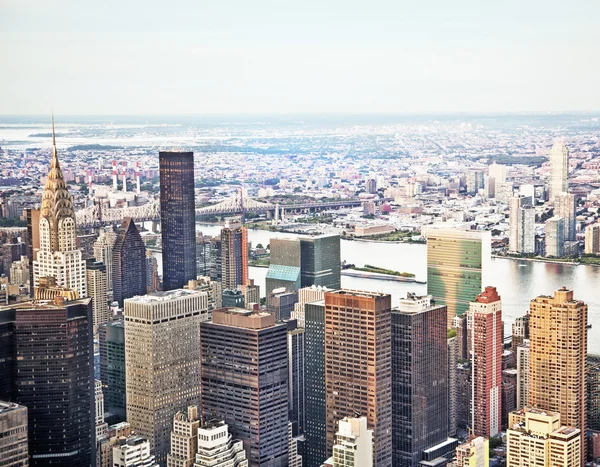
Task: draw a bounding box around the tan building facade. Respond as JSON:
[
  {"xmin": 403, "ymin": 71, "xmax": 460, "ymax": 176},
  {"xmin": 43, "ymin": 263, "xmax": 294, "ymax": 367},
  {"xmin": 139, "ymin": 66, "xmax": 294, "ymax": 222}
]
[
  {"xmin": 529, "ymin": 288, "xmax": 587, "ymax": 465},
  {"xmin": 125, "ymin": 289, "xmax": 208, "ymax": 465},
  {"xmin": 325, "ymin": 290, "xmax": 392, "ymax": 467},
  {"xmin": 167, "ymin": 406, "xmax": 200, "ymax": 467}
]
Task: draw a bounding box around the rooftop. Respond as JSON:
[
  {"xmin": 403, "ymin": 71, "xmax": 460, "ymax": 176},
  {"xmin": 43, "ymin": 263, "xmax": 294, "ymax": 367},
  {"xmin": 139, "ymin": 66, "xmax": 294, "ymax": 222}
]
[{"xmin": 126, "ymin": 289, "xmax": 202, "ymax": 304}]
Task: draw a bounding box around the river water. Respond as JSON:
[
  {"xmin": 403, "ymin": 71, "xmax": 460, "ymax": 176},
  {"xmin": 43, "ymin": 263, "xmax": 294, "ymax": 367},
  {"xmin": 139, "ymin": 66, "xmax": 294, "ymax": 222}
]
[{"xmin": 150, "ymin": 223, "xmax": 600, "ymax": 353}]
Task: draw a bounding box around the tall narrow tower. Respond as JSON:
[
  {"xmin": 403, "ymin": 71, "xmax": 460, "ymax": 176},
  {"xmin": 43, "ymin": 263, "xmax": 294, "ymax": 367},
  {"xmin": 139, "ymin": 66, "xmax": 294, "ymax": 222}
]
[
  {"xmin": 549, "ymin": 141, "xmax": 569, "ymax": 202},
  {"xmin": 32, "ymin": 115, "xmax": 87, "ymax": 297}
]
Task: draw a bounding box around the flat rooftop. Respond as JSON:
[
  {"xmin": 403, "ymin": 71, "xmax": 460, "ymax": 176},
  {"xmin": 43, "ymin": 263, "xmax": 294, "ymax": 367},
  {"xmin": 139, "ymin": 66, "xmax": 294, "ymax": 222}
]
[{"xmin": 126, "ymin": 289, "xmax": 202, "ymax": 303}]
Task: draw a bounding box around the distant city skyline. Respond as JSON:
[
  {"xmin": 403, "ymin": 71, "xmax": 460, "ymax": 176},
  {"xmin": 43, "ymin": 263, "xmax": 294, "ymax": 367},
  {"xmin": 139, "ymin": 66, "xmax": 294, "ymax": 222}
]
[{"xmin": 2, "ymin": 0, "xmax": 600, "ymax": 115}]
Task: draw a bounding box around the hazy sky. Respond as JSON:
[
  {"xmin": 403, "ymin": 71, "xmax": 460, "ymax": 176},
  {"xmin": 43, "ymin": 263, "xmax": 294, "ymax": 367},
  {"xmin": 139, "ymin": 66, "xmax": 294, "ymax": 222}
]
[{"xmin": 1, "ymin": 0, "xmax": 599, "ymax": 115}]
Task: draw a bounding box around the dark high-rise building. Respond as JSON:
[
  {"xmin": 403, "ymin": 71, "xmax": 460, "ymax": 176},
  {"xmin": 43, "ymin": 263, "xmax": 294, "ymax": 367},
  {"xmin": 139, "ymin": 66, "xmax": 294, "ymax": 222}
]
[
  {"xmin": 209, "ymin": 237, "xmax": 222, "ymax": 282},
  {"xmin": 287, "ymin": 320, "xmax": 305, "ymax": 437},
  {"xmin": 268, "ymin": 289, "xmax": 299, "ymax": 321},
  {"xmin": 201, "ymin": 308, "xmax": 289, "ymax": 467},
  {"xmin": 99, "ymin": 320, "xmax": 126, "ymax": 424},
  {"xmin": 0, "ymin": 296, "xmax": 94, "ymax": 467},
  {"xmin": 300, "ymin": 235, "xmax": 341, "ymax": 289},
  {"xmin": 392, "ymin": 293, "xmax": 456, "ymax": 467},
  {"xmin": 25, "ymin": 208, "xmax": 40, "ymax": 297},
  {"xmin": 325, "ymin": 290, "xmax": 392, "ymax": 467},
  {"xmin": 196, "ymin": 232, "xmax": 212, "ymax": 277},
  {"xmin": 221, "ymin": 289, "xmax": 245, "ymax": 308},
  {"xmin": 304, "ymin": 300, "xmax": 326, "ymax": 467},
  {"xmin": 0, "ymin": 401, "xmax": 29, "ymax": 466},
  {"xmin": 112, "ymin": 218, "xmax": 147, "ymax": 306},
  {"xmin": 586, "ymin": 355, "xmax": 600, "ymax": 431},
  {"xmin": 159, "ymin": 151, "xmax": 197, "ymax": 291},
  {"xmin": 221, "ymin": 221, "xmax": 248, "ymax": 290}
]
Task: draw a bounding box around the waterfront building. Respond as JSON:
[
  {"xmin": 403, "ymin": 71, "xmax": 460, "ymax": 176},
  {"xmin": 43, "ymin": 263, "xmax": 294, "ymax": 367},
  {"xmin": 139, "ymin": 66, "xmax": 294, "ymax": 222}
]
[
  {"xmin": 86, "ymin": 259, "xmax": 110, "ymax": 332},
  {"xmin": 221, "ymin": 221, "xmax": 249, "ymax": 290},
  {"xmin": 322, "ymin": 417, "xmax": 373, "ymax": 467},
  {"xmin": 112, "ymin": 218, "xmax": 147, "ymax": 306},
  {"xmin": 516, "ymin": 341, "xmax": 530, "ymax": 411},
  {"xmin": 506, "ymin": 407, "xmax": 580, "ymax": 467},
  {"xmin": 545, "ymin": 216, "xmax": 565, "ymax": 257},
  {"xmin": 425, "ymin": 228, "xmax": 490, "ymax": 325},
  {"xmin": 454, "ymin": 437, "xmax": 489, "ymax": 467},
  {"xmin": 0, "ymin": 294, "xmax": 94, "ymax": 466},
  {"xmin": 160, "ymin": 151, "xmax": 197, "ymax": 291},
  {"xmin": 509, "ymin": 196, "xmax": 535, "ymax": 254},
  {"xmin": 557, "ymin": 192, "xmax": 576, "ymax": 241},
  {"xmin": 201, "ymin": 308, "xmax": 289, "ymax": 467},
  {"xmin": 469, "ymin": 286, "xmax": 503, "ymax": 438},
  {"xmin": 193, "ymin": 420, "xmax": 248, "ymax": 467},
  {"xmin": 529, "ymin": 288, "xmax": 587, "ymax": 464},
  {"xmin": 32, "ymin": 117, "xmax": 87, "ymax": 297},
  {"xmin": 300, "ymin": 234, "xmax": 341, "ymax": 289},
  {"xmin": 113, "ymin": 435, "xmax": 159, "ymax": 467},
  {"xmin": 266, "ymin": 237, "xmax": 302, "ymax": 294},
  {"xmin": 587, "ymin": 355, "xmax": 600, "ymax": 431},
  {"xmin": 93, "ymin": 228, "xmax": 117, "ymax": 292},
  {"xmin": 167, "ymin": 406, "xmax": 200, "ymax": 467},
  {"xmin": 125, "ymin": 290, "xmax": 208, "ymax": 464},
  {"xmin": 325, "ymin": 290, "xmax": 392, "ymax": 467},
  {"xmin": 304, "ymin": 300, "xmax": 327, "ymax": 467},
  {"xmin": 585, "ymin": 223, "xmax": 600, "ymax": 255},
  {"xmin": 0, "ymin": 401, "xmax": 28, "ymax": 466},
  {"xmin": 549, "ymin": 141, "xmax": 569, "ymax": 202},
  {"xmin": 392, "ymin": 293, "xmax": 456, "ymax": 467},
  {"xmin": 99, "ymin": 319, "xmax": 126, "ymax": 423}
]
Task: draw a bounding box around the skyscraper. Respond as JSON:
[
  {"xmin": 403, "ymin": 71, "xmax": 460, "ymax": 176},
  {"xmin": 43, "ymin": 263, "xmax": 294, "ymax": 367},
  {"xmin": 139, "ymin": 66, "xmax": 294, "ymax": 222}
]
[
  {"xmin": 448, "ymin": 333, "xmax": 458, "ymax": 437},
  {"xmin": 469, "ymin": 286, "xmax": 503, "ymax": 438},
  {"xmin": 220, "ymin": 221, "xmax": 249, "ymax": 290},
  {"xmin": 304, "ymin": 300, "xmax": 327, "ymax": 467},
  {"xmin": 425, "ymin": 228, "xmax": 490, "ymax": 325},
  {"xmin": 509, "ymin": 196, "xmax": 535, "ymax": 254},
  {"xmin": 392, "ymin": 293, "xmax": 455, "ymax": 467},
  {"xmin": 94, "ymin": 228, "xmax": 117, "ymax": 293},
  {"xmin": 265, "ymin": 237, "xmax": 302, "ymax": 294},
  {"xmin": 160, "ymin": 151, "xmax": 197, "ymax": 291},
  {"xmin": 516, "ymin": 342, "xmax": 530, "ymax": 411},
  {"xmin": 287, "ymin": 321, "xmax": 305, "ymax": 437},
  {"xmin": 548, "ymin": 141, "xmax": 569, "ymax": 202},
  {"xmin": 529, "ymin": 288, "xmax": 587, "ymax": 464},
  {"xmin": 300, "ymin": 234, "xmax": 341, "ymax": 289},
  {"xmin": 0, "ymin": 294, "xmax": 94, "ymax": 466},
  {"xmin": 99, "ymin": 319, "xmax": 126, "ymax": 423},
  {"xmin": 201, "ymin": 308, "xmax": 289, "ymax": 467},
  {"xmin": 112, "ymin": 217, "xmax": 147, "ymax": 306},
  {"xmin": 584, "ymin": 223, "xmax": 600, "ymax": 254},
  {"xmin": 86, "ymin": 258, "xmax": 110, "ymax": 332},
  {"xmin": 32, "ymin": 116, "xmax": 87, "ymax": 297},
  {"xmin": 325, "ymin": 290, "xmax": 392, "ymax": 467},
  {"xmin": 556, "ymin": 192, "xmax": 576, "ymax": 242},
  {"xmin": 545, "ymin": 216, "xmax": 565, "ymax": 257},
  {"xmin": 587, "ymin": 356, "xmax": 600, "ymax": 431},
  {"xmin": 0, "ymin": 401, "xmax": 29, "ymax": 466},
  {"xmin": 125, "ymin": 290, "xmax": 208, "ymax": 464}
]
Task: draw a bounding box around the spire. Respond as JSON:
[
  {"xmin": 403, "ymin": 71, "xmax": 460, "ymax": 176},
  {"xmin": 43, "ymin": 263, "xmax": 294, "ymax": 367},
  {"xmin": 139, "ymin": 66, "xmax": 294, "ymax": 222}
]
[
  {"xmin": 52, "ymin": 112, "xmax": 56, "ymax": 147},
  {"xmin": 50, "ymin": 113, "xmax": 60, "ymax": 170}
]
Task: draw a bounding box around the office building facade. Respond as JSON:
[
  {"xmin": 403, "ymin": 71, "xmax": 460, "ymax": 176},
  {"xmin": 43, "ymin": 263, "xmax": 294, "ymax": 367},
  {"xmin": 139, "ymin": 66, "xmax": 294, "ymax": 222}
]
[
  {"xmin": 99, "ymin": 319, "xmax": 127, "ymax": 423},
  {"xmin": 325, "ymin": 290, "xmax": 392, "ymax": 467},
  {"xmin": 125, "ymin": 290, "xmax": 208, "ymax": 464},
  {"xmin": 587, "ymin": 356, "xmax": 600, "ymax": 431},
  {"xmin": 425, "ymin": 228, "xmax": 490, "ymax": 325},
  {"xmin": 93, "ymin": 228, "xmax": 117, "ymax": 292},
  {"xmin": 86, "ymin": 258, "xmax": 110, "ymax": 331},
  {"xmin": 392, "ymin": 294, "xmax": 454, "ymax": 467},
  {"xmin": 266, "ymin": 238, "xmax": 302, "ymax": 294},
  {"xmin": 516, "ymin": 342, "xmax": 530, "ymax": 412},
  {"xmin": 300, "ymin": 235, "xmax": 341, "ymax": 289},
  {"xmin": 167, "ymin": 406, "xmax": 200, "ymax": 467},
  {"xmin": 160, "ymin": 151, "xmax": 197, "ymax": 291},
  {"xmin": 0, "ymin": 401, "xmax": 29, "ymax": 467},
  {"xmin": 201, "ymin": 309, "xmax": 289, "ymax": 467},
  {"xmin": 112, "ymin": 218, "xmax": 147, "ymax": 305},
  {"xmin": 288, "ymin": 322, "xmax": 305, "ymax": 437},
  {"xmin": 221, "ymin": 222, "xmax": 249, "ymax": 290}
]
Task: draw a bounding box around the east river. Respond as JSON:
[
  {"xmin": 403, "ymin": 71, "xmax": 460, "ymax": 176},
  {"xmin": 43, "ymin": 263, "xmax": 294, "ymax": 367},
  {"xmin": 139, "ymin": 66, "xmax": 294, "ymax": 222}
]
[{"xmin": 151, "ymin": 224, "xmax": 600, "ymax": 354}]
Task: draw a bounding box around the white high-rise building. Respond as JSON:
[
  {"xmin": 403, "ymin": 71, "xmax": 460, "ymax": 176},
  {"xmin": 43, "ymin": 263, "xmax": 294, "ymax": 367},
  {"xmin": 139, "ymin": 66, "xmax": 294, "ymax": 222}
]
[
  {"xmin": 323, "ymin": 417, "xmax": 373, "ymax": 467},
  {"xmin": 167, "ymin": 406, "xmax": 200, "ymax": 467},
  {"xmin": 288, "ymin": 422, "xmax": 303, "ymax": 467},
  {"xmin": 292, "ymin": 285, "xmax": 332, "ymax": 327},
  {"xmin": 95, "ymin": 380, "xmax": 108, "ymax": 440},
  {"xmin": 509, "ymin": 196, "xmax": 535, "ymax": 254},
  {"xmin": 113, "ymin": 436, "xmax": 159, "ymax": 467},
  {"xmin": 87, "ymin": 260, "xmax": 110, "ymax": 332},
  {"xmin": 548, "ymin": 141, "xmax": 569, "ymax": 202},
  {"xmin": 193, "ymin": 420, "xmax": 248, "ymax": 467},
  {"xmin": 545, "ymin": 216, "xmax": 565, "ymax": 257},
  {"xmin": 516, "ymin": 341, "xmax": 530, "ymax": 410},
  {"xmin": 556, "ymin": 192, "xmax": 576, "ymax": 241},
  {"xmin": 33, "ymin": 116, "xmax": 87, "ymax": 297},
  {"xmin": 94, "ymin": 229, "xmax": 117, "ymax": 292},
  {"xmin": 9, "ymin": 256, "xmax": 29, "ymax": 286}
]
